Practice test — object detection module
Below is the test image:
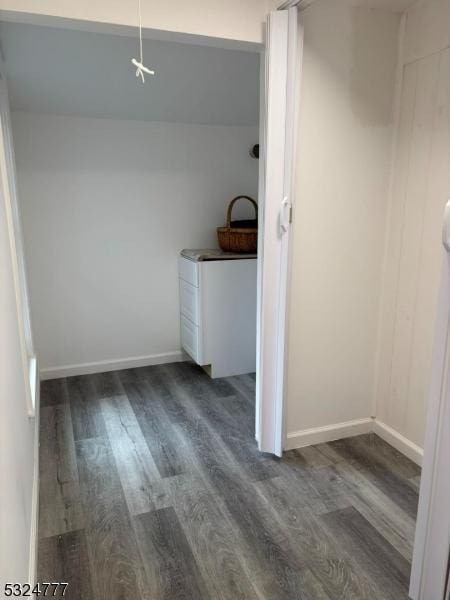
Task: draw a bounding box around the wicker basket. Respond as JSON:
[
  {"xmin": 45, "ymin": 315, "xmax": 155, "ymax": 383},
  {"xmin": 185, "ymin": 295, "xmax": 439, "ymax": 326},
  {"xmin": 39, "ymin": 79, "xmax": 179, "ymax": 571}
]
[{"xmin": 217, "ymin": 196, "xmax": 258, "ymax": 253}]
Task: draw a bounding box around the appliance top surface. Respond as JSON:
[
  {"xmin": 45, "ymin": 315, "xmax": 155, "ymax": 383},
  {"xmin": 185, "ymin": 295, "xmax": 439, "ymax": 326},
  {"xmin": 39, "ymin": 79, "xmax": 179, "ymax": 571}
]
[{"xmin": 181, "ymin": 249, "xmax": 257, "ymax": 262}]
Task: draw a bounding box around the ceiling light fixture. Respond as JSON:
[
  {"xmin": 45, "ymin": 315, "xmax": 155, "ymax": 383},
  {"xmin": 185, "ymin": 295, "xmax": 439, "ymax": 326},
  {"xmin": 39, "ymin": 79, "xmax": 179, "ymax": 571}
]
[{"xmin": 131, "ymin": 0, "xmax": 155, "ymax": 83}]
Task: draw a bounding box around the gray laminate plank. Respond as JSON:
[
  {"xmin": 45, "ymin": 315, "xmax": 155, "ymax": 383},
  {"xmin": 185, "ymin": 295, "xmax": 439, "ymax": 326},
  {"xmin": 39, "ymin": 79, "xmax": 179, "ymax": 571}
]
[
  {"xmin": 40, "ymin": 378, "xmax": 69, "ymax": 407},
  {"xmin": 254, "ymin": 475, "xmax": 385, "ymax": 600},
  {"xmin": 226, "ymin": 373, "xmax": 256, "ymax": 408},
  {"xmin": 209, "ymin": 372, "xmax": 256, "ymax": 431},
  {"xmin": 147, "ymin": 368, "xmax": 275, "ymax": 485},
  {"xmin": 329, "ymin": 437, "xmax": 419, "ymax": 519},
  {"xmin": 39, "ymin": 403, "xmax": 84, "ymax": 538},
  {"xmin": 167, "ymin": 474, "xmax": 261, "ymax": 600},
  {"xmin": 219, "ymin": 392, "xmax": 256, "ymax": 434},
  {"xmin": 134, "ymin": 506, "xmax": 210, "ymax": 600},
  {"xmin": 333, "ymin": 459, "xmax": 417, "ymax": 561},
  {"xmin": 312, "ymin": 442, "xmax": 347, "ymax": 465},
  {"xmin": 89, "ymin": 371, "xmax": 122, "ymax": 398},
  {"xmin": 163, "ymin": 363, "xmax": 256, "ymax": 435},
  {"xmin": 322, "ymin": 506, "xmax": 411, "ymax": 600},
  {"xmin": 142, "ymin": 364, "xmax": 195, "ymax": 425},
  {"xmin": 280, "ymin": 451, "xmax": 351, "ymax": 515},
  {"xmin": 123, "ymin": 378, "xmax": 189, "ymax": 478},
  {"xmin": 76, "ymin": 437, "xmax": 147, "ymax": 600},
  {"xmin": 294, "ymin": 445, "xmax": 335, "ymax": 468},
  {"xmin": 163, "ymin": 361, "xmax": 236, "ymax": 402},
  {"xmin": 67, "ymin": 376, "xmax": 107, "ymax": 441},
  {"xmin": 37, "ymin": 529, "xmax": 94, "ymax": 600},
  {"xmin": 100, "ymin": 394, "xmax": 172, "ymax": 516},
  {"xmin": 346, "ymin": 434, "xmax": 421, "ymax": 481},
  {"xmin": 203, "ymin": 464, "xmax": 323, "ymax": 600},
  {"xmin": 163, "ymin": 366, "xmax": 276, "ymax": 482}
]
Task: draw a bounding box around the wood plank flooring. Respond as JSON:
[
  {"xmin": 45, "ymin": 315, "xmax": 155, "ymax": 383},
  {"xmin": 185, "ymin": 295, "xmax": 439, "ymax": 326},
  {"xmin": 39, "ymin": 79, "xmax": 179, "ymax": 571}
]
[{"xmin": 38, "ymin": 362, "xmax": 420, "ymax": 600}]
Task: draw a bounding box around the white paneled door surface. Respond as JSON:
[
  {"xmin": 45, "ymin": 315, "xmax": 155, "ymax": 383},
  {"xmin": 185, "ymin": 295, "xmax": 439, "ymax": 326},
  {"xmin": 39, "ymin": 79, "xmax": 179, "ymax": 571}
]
[{"xmin": 256, "ymin": 7, "xmax": 302, "ymax": 456}]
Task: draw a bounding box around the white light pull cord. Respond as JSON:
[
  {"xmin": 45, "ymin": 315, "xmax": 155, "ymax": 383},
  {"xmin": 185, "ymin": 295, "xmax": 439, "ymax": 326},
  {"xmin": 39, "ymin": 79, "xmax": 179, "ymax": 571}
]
[
  {"xmin": 132, "ymin": 58, "xmax": 155, "ymax": 82},
  {"xmin": 131, "ymin": 0, "xmax": 155, "ymax": 83}
]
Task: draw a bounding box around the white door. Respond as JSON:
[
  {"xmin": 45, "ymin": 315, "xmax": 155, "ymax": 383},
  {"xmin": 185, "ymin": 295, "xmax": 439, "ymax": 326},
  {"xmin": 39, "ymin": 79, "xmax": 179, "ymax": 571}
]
[
  {"xmin": 410, "ymin": 203, "xmax": 450, "ymax": 600},
  {"xmin": 256, "ymin": 7, "xmax": 302, "ymax": 456}
]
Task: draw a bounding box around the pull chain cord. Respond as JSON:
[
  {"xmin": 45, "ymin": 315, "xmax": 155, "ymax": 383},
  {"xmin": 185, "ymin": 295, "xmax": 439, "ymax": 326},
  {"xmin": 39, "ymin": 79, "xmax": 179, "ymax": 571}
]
[{"xmin": 131, "ymin": 0, "xmax": 155, "ymax": 83}]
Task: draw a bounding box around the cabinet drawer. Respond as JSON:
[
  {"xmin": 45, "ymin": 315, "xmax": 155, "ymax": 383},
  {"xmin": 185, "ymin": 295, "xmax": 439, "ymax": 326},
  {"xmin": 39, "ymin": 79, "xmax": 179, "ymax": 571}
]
[
  {"xmin": 179, "ymin": 278, "xmax": 199, "ymax": 325},
  {"xmin": 180, "ymin": 314, "xmax": 200, "ymax": 362},
  {"xmin": 178, "ymin": 256, "xmax": 199, "ymax": 287}
]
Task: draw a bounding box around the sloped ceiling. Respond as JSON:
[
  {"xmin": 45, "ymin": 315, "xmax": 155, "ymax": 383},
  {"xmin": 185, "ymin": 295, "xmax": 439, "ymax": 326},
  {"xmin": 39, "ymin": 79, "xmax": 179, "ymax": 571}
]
[{"xmin": 0, "ymin": 22, "xmax": 260, "ymax": 125}]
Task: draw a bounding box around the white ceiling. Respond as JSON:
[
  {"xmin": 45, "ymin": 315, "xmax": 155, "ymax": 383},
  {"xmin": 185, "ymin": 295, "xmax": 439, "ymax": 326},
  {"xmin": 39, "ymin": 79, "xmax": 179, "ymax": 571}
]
[{"xmin": 0, "ymin": 22, "xmax": 260, "ymax": 126}]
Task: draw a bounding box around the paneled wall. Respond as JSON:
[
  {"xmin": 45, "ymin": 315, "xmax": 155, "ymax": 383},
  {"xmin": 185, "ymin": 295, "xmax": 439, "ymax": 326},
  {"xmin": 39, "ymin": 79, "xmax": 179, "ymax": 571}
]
[{"xmin": 375, "ymin": 0, "xmax": 450, "ymax": 449}]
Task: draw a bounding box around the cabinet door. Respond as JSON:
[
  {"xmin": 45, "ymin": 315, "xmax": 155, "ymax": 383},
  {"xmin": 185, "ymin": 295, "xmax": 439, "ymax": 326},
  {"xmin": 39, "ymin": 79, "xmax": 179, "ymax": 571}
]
[
  {"xmin": 180, "ymin": 314, "xmax": 200, "ymax": 363},
  {"xmin": 179, "ymin": 279, "xmax": 199, "ymax": 325},
  {"xmin": 178, "ymin": 256, "xmax": 199, "ymax": 287}
]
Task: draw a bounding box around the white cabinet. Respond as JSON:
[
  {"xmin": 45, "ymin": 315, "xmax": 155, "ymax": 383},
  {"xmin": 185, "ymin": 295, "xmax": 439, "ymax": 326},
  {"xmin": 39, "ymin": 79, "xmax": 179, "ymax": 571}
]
[{"xmin": 178, "ymin": 254, "xmax": 257, "ymax": 378}]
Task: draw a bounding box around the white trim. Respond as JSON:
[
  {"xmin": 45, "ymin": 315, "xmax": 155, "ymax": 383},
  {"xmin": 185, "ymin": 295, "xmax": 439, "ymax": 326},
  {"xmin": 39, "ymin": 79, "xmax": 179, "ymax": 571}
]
[
  {"xmin": 373, "ymin": 419, "xmax": 423, "ymax": 466},
  {"xmin": 255, "ymin": 46, "xmax": 266, "ymax": 445},
  {"xmin": 286, "ymin": 416, "xmax": 424, "ymax": 465},
  {"xmin": 285, "ymin": 418, "xmax": 373, "ymax": 450},
  {"xmin": 28, "ymin": 371, "xmax": 40, "ymax": 585},
  {"xmin": 39, "ymin": 351, "xmax": 187, "ymax": 380},
  {"xmin": 28, "ymin": 356, "xmax": 38, "ymax": 417}
]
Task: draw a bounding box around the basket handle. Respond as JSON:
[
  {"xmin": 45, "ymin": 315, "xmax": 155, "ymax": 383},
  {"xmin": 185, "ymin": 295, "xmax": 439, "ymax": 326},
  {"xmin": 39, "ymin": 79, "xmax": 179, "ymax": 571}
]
[{"xmin": 226, "ymin": 196, "xmax": 258, "ymax": 227}]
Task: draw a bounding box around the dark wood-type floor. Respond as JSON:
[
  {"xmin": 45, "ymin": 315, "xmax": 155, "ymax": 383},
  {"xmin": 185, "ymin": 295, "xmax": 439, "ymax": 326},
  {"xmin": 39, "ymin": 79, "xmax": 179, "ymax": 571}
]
[{"xmin": 38, "ymin": 361, "xmax": 420, "ymax": 600}]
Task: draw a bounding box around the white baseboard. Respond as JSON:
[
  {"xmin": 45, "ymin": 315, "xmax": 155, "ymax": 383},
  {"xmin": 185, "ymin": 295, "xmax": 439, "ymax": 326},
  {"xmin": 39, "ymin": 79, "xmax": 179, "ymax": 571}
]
[
  {"xmin": 28, "ymin": 378, "xmax": 40, "ymax": 585},
  {"xmin": 39, "ymin": 351, "xmax": 187, "ymax": 380},
  {"xmin": 285, "ymin": 418, "xmax": 373, "ymax": 450},
  {"xmin": 286, "ymin": 416, "xmax": 424, "ymax": 466},
  {"xmin": 372, "ymin": 419, "xmax": 423, "ymax": 466}
]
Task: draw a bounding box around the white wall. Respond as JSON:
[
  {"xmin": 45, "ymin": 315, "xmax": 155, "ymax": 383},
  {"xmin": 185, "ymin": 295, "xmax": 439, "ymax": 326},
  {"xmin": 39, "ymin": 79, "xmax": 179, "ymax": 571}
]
[
  {"xmin": 0, "ymin": 0, "xmax": 268, "ymax": 45},
  {"xmin": 375, "ymin": 0, "xmax": 450, "ymax": 449},
  {"xmin": 12, "ymin": 113, "xmax": 258, "ymax": 375},
  {"xmin": 286, "ymin": 0, "xmax": 400, "ymax": 440},
  {"xmin": 0, "ymin": 143, "xmax": 36, "ymax": 584}
]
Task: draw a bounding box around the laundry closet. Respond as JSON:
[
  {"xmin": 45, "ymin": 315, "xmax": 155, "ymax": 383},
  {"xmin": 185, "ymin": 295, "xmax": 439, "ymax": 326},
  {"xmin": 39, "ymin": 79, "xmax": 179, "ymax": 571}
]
[{"xmin": 2, "ymin": 21, "xmax": 261, "ymax": 381}]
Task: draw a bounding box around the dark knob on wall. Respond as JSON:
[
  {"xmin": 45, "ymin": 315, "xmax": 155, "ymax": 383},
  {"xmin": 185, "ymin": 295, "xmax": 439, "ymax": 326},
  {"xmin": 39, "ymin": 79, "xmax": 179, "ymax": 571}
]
[{"xmin": 249, "ymin": 144, "xmax": 259, "ymax": 159}]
